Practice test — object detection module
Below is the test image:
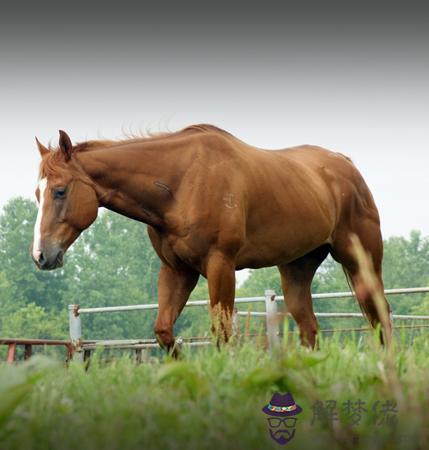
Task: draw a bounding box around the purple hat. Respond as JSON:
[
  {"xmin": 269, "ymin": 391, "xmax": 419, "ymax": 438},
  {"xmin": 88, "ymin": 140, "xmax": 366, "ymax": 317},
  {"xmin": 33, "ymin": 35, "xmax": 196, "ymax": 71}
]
[{"xmin": 262, "ymin": 392, "xmax": 302, "ymax": 417}]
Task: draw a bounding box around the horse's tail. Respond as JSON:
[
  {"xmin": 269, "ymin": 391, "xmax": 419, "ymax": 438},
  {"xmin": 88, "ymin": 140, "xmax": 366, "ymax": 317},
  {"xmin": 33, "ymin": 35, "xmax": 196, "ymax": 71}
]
[
  {"xmin": 342, "ymin": 265, "xmax": 377, "ymax": 320},
  {"xmin": 342, "ymin": 266, "xmax": 354, "ymax": 295},
  {"xmin": 341, "ymin": 265, "xmax": 393, "ymax": 344}
]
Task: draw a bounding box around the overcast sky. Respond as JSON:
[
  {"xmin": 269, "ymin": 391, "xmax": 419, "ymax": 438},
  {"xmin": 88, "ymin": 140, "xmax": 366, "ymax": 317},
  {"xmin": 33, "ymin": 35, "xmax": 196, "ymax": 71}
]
[{"xmin": 1, "ymin": 2, "xmax": 428, "ymax": 249}]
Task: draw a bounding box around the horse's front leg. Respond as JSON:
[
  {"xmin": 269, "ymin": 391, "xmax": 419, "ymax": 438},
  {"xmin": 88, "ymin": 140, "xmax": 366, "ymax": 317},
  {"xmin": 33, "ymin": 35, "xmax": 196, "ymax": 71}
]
[
  {"xmin": 154, "ymin": 262, "xmax": 199, "ymax": 357},
  {"xmin": 206, "ymin": 253, "xmax": 236, "ymax": 345}
]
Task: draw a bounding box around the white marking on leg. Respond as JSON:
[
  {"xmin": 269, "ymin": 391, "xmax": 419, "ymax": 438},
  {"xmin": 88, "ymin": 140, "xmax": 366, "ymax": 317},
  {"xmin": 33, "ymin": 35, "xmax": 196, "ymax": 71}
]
[{"xmin": 33, "ymin": 178, "xmax": 47, "ymax": 261}]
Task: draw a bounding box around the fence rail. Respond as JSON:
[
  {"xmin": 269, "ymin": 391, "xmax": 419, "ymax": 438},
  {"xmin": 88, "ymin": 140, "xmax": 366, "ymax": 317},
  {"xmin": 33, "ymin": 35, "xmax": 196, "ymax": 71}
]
[
  {"xmin": 3, "ymin": 287, "xmax": 429, "ymax": 363},
  {"xmin": 74, "ymin": 287, "xmax": 429, "ymax": 315},
  {"xmin": 0, "ymin": 338, "xmax": 72, "ymax": 363},
  {"xmin": 68, "ymin": 287, "xmax": 429, "ymax": 363}
]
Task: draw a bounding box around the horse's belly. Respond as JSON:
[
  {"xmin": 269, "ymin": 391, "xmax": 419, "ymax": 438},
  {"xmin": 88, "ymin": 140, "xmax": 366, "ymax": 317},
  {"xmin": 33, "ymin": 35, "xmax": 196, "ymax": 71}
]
[
  {"xmin": 235, "ymin": 211, "xmax": 334, "ymax": 269},
  {"xmin": 235, "ymin": 239, "xmax": 327, "ymax": 270}
]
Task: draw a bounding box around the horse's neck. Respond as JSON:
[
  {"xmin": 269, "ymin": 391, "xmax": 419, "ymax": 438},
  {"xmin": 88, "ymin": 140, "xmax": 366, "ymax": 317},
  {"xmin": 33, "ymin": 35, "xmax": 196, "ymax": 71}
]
[{"xmin": 75, "ymin": 144, "xmax": 183, "ymax": 228}]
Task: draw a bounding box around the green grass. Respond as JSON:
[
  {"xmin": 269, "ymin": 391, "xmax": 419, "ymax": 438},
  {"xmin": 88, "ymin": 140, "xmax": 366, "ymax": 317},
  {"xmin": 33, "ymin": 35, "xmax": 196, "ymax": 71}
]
[{"xmin": 1, "ymin": 330, "xmax": 429, "ymax": 450}]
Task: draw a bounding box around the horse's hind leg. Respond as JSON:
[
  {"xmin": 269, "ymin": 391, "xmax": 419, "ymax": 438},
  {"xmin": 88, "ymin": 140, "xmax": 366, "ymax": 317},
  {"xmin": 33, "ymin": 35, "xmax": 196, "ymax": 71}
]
[
  {"xmin": 153, "ymin": 261, "xmax": 200, "ymax": 357},
  {"xmin": 331, "ymin": 222, "xmax": 392, "ymax": 344},
  {"xmin": 278, "ymin": 245, "xmax": 330, "ymax": 348}
]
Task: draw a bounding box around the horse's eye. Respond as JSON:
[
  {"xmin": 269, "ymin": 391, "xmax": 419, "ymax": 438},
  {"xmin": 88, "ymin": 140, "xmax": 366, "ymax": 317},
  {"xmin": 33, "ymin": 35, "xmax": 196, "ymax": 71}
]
[{"xmin": 54, "ymin": 188, "xmax": 66, "ymax": 199}]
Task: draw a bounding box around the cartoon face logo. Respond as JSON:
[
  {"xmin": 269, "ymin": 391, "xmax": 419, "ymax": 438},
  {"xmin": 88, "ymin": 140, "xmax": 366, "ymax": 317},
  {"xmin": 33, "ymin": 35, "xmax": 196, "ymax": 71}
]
[{"xmin": 262, "ymin": 392, "xmax": 302, "ymax": 445}]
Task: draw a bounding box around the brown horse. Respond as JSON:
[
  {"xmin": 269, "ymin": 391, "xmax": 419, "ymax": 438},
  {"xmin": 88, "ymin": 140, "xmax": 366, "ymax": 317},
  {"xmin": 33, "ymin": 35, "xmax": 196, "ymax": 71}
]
[{"xmin": 30, "ymin": 124, "xmax": 391, "ymax": 352}]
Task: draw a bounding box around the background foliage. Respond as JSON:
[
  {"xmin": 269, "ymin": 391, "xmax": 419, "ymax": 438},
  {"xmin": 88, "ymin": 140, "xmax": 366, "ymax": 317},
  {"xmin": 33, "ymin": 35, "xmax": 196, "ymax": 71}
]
[{"xmin": 1, "ymin": 197, "xmax": 429, "ymax": 358}]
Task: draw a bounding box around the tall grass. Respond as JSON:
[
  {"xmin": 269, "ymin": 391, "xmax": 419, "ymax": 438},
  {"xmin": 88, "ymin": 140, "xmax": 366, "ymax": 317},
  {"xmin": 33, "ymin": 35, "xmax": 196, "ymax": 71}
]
[{"xmin": 1, "ymin": 330, "xmax": 429, "ymax": 450}]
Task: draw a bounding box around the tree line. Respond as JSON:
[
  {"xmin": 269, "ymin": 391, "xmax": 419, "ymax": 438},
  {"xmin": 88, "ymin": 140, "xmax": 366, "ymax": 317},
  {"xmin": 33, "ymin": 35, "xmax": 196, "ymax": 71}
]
[{"xmin": 1, "ymin": 197, "xmax": 429, "ymax": 355}]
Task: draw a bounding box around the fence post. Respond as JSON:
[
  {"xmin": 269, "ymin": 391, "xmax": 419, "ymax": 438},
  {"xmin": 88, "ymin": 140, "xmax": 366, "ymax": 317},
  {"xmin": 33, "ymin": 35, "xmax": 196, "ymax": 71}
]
[
  {"xmin": 265, "ymin": 290, "xmax": 279, "ymax": 350},
  {"xmin": 24, "ymin": 344, "xmax": 32, "ymax": 360},
  {"xmin": 6, "ymin": 343, "xmax": 16, "ymax": 362},
  {"xmin": 69, "ymin": 304, "xmax": 83, "ymax": 363}
]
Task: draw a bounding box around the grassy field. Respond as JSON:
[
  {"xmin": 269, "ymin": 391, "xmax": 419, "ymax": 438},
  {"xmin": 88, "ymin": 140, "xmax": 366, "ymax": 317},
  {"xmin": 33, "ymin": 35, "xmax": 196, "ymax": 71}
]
[{"xmin": 1, "ymin": 328, "xmax": 429, "ymax": 450}]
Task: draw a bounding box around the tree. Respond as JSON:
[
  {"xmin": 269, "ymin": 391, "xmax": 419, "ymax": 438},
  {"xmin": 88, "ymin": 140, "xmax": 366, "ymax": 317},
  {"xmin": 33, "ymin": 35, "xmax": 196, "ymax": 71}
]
[{"xmin": 382, "ymin": 230, "xmax": 429, "ymax": 315}]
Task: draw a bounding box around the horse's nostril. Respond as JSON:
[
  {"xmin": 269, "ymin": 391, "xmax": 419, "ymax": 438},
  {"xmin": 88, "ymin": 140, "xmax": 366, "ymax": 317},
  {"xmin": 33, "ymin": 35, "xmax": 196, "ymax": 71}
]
[{"xmin": 38, "ymin": 253, "xmax": 45, "ymax": 265}]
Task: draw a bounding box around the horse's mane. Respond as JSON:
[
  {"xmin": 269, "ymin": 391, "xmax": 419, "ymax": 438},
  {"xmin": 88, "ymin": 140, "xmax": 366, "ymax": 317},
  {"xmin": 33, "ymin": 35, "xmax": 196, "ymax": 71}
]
[{"xmin": 39, "ymin": 124, "xmax": 223, "ymax": 179}]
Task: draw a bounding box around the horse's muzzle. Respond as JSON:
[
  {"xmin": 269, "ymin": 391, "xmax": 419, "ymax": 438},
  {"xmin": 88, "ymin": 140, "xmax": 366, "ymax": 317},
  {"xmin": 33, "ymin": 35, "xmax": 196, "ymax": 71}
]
[{"xmin": 31, "ymin": 247, "xmax": 64, "ymax": 271}]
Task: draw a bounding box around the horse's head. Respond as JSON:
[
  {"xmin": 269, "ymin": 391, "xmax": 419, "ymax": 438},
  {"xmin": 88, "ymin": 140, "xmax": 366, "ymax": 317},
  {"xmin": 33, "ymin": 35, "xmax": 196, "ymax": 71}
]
[{"xmin": 30, "ymin": 131, "xmax": 99, "ymax": 270}]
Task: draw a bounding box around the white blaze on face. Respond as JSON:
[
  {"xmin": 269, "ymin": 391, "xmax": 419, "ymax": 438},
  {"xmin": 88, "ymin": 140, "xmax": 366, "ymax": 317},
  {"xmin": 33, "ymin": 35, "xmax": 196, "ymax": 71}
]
[{"xmin": 33, "ymin": 178, "xmax": 47, "ymax": 261}]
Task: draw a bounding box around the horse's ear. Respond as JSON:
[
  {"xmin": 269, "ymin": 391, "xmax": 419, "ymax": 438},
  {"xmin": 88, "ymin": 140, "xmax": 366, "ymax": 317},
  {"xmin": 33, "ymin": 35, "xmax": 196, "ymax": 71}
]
[
  {"xmin": 35, "ymin": 137, "xmax": 50, "ymax": 157},
  {"xmin": 58, "ymin": 130, "xmax": 74, "ymax": 162}
]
